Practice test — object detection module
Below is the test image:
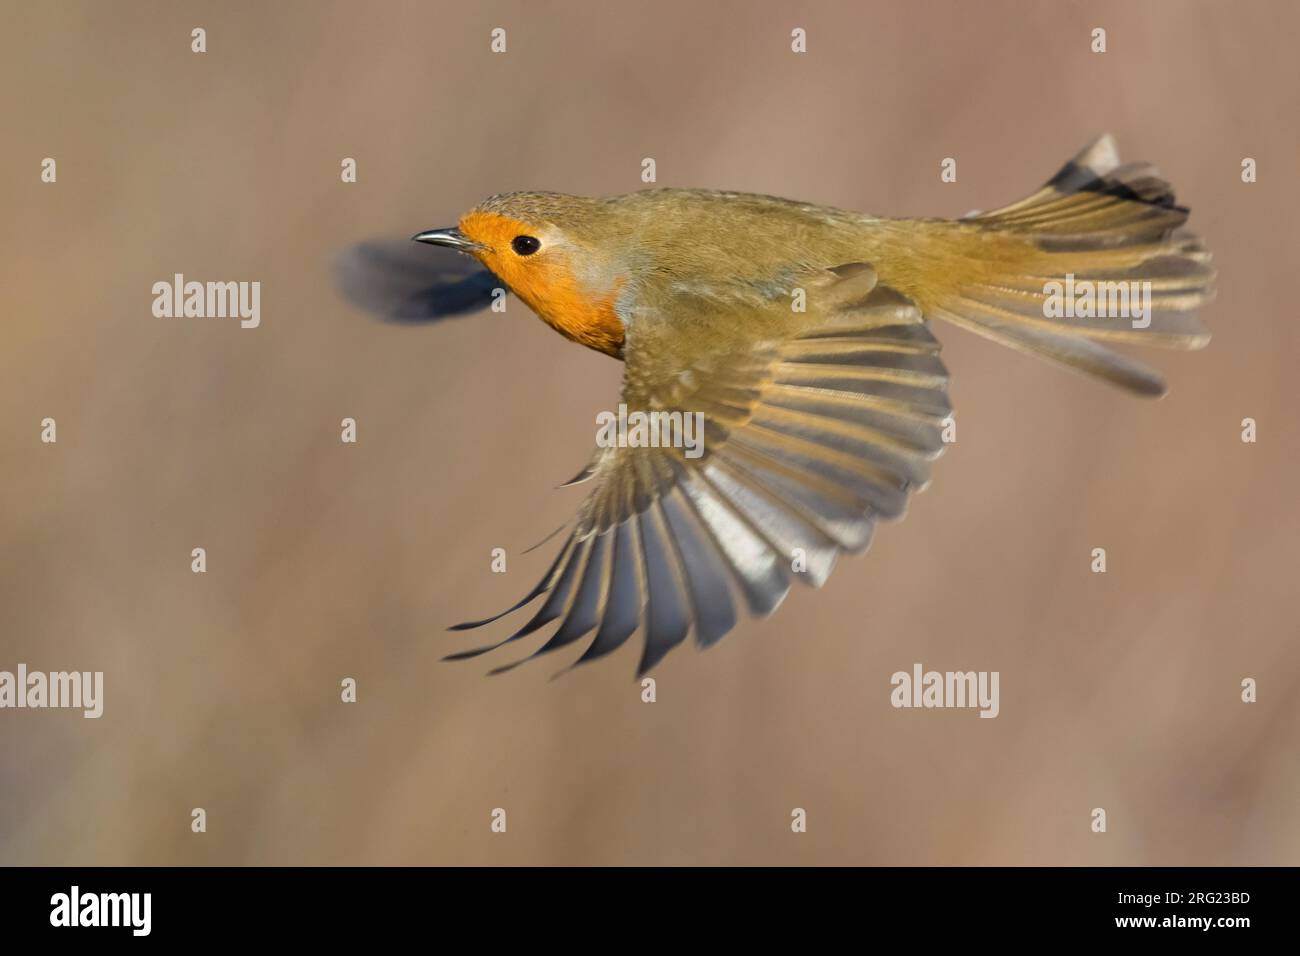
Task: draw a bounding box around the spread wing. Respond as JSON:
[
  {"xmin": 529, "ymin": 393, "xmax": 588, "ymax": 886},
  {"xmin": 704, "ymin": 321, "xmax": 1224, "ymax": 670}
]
[
  {"xmin": 333, "ymin": 239, "xmax": 504, "ymax": 323},
  {"xmin": 448, "ymin": 263, "xmax": 952, "ymax": 676}
]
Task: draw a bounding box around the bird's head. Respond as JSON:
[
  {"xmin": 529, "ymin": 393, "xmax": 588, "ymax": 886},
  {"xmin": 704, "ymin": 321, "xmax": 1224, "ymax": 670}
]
[{"xmin": 414, "ymin": 192, "xmax": 628, "ymax": 357}]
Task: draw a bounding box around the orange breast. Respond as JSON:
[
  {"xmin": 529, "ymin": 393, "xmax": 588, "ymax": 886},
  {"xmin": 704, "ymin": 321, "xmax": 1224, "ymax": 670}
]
[{"xmin": 514, "ymin": 274, "xmax": 626, "ymax": 359}]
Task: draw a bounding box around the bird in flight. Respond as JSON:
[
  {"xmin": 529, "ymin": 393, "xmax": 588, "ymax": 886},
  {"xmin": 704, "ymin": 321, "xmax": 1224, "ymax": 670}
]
[{"xmin": 339, "ymin": 135, "xmax": 1213, "ymax": 676}]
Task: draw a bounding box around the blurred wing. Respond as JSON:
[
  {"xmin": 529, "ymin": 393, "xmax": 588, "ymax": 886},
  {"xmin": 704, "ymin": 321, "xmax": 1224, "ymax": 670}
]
[
  {"xmin": 450, "ymin": 264, "xmax": 952, "ymax": 675},
  {"xmin": 333, "ymin": 239, "xmax": 504, "ymax": 322}
]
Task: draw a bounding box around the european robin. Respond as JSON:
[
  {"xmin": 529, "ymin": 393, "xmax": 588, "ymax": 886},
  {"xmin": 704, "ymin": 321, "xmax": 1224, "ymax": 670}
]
[{"xmin": 368, "ymin": 135, "xmax": 1213, "ymax": 676}]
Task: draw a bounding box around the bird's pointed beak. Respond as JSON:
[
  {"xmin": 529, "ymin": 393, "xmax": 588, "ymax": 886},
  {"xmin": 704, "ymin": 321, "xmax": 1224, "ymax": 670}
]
[{"xmin": 411, "ymin": 227, "xmax": 483, "ymax": 253}]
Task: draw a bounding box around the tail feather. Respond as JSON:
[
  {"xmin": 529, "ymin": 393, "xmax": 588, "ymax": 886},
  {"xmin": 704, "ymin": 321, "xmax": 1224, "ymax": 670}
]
[{"xmin": 890, "ymin": 134, "xmax": 1214, "ymax": 396}]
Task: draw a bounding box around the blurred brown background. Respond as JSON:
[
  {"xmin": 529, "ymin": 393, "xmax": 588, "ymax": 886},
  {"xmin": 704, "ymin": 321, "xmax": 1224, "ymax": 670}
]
[{"xmin": 1, "ymin": 0, "xmax": 1297, "ymax": 866}]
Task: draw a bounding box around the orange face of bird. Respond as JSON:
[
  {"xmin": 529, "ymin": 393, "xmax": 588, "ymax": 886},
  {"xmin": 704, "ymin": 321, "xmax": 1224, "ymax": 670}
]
[{"xmin": 414, "ymin": 204, "xmax": 626, "ymax": 357}]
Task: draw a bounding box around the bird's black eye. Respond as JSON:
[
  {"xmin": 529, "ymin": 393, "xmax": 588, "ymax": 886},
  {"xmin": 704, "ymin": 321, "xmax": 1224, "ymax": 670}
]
[{"xmin": 511, "ymin": 235, "xmax": 541, "ymax": 256}]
